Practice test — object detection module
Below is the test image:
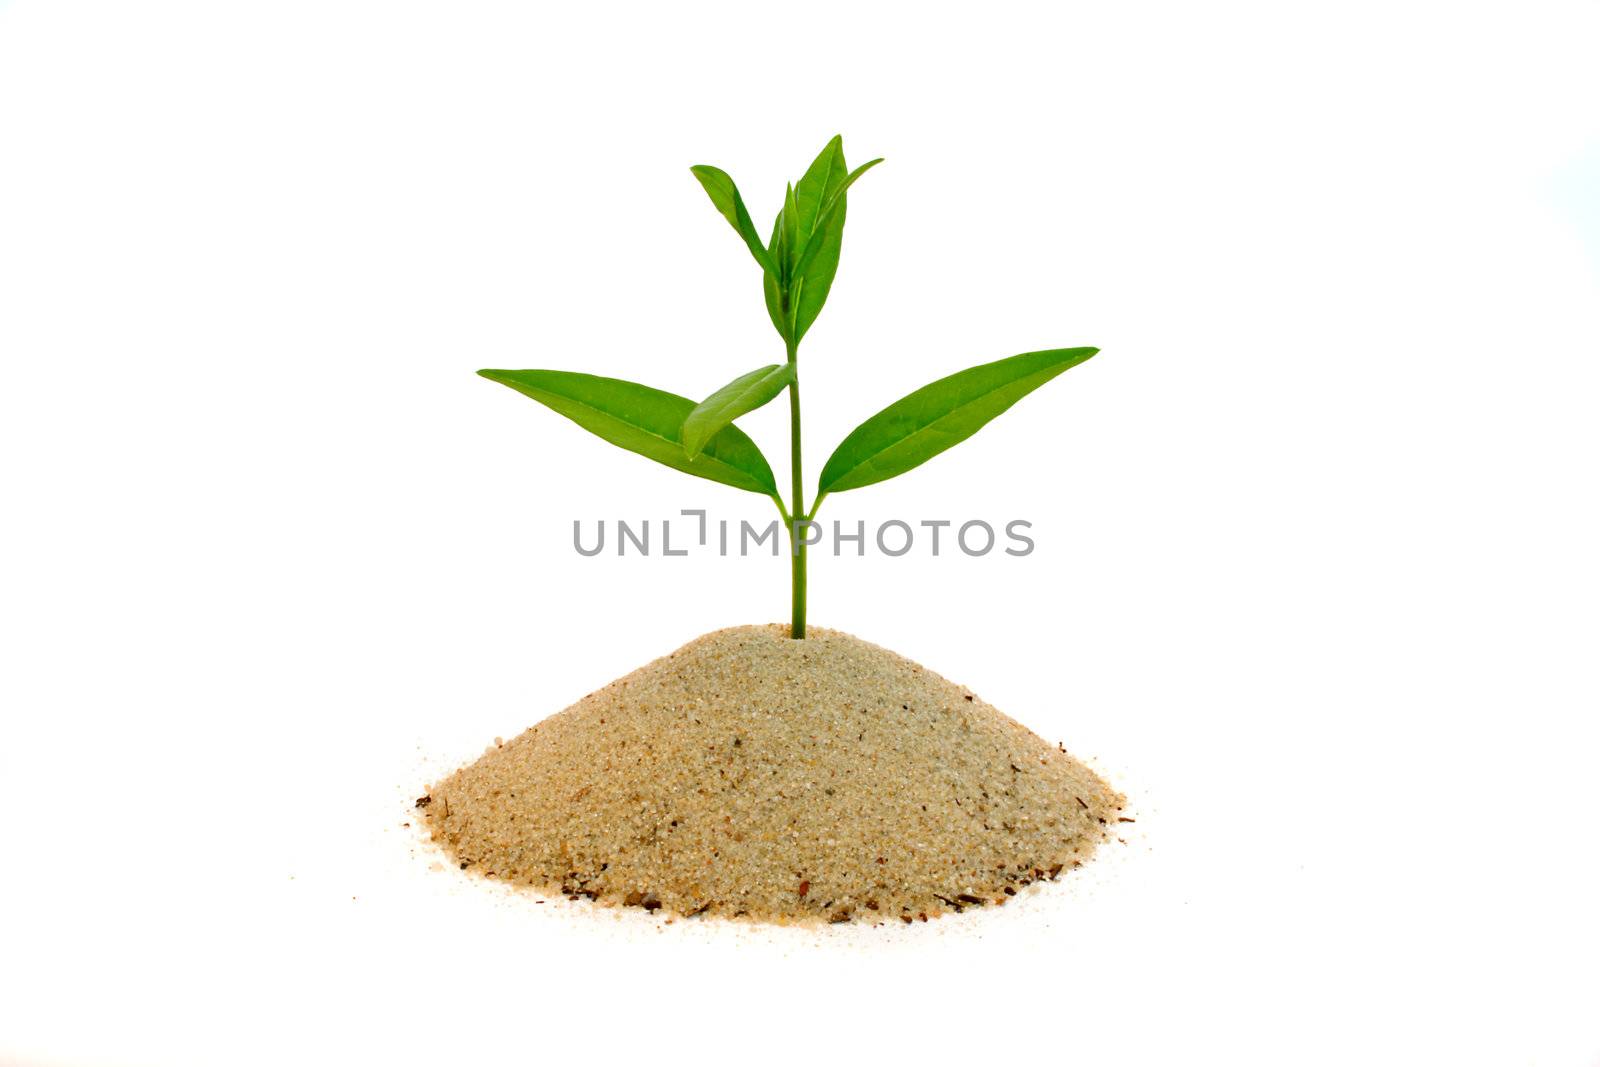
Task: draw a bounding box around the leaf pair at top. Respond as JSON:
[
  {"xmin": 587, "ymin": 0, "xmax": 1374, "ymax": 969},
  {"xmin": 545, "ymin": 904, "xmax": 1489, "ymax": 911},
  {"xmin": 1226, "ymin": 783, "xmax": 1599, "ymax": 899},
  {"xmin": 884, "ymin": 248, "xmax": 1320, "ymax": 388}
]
[
  {"xmin": 692, "ymin": 135, "xmax": 881, "ymax": 345},
  {"xmin": 673, "ymin": 137, "xmax": 879, "ymax": 469}
]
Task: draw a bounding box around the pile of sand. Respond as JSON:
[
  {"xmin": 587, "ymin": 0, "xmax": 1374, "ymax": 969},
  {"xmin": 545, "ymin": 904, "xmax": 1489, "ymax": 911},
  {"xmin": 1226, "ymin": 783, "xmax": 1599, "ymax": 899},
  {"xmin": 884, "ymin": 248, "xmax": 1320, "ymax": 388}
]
[{"xmin": 420, "ymin": 625, "xmax": 1123, "ymax": 924}]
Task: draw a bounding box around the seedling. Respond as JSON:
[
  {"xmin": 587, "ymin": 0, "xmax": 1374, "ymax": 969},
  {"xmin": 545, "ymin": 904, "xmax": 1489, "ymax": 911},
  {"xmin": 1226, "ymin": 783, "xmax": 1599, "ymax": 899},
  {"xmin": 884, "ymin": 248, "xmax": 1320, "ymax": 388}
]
[{"xmin": 480, "ymin": 136, "xmax": 1098, "ymax": 639}]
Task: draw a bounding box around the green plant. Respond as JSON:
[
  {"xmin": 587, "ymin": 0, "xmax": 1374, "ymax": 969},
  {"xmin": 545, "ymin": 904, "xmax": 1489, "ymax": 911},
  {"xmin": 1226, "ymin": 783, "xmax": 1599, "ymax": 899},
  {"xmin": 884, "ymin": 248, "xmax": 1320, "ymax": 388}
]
[{"xmin": 479, "ymin": 136, "xmax": 1098, "ymax": 639}]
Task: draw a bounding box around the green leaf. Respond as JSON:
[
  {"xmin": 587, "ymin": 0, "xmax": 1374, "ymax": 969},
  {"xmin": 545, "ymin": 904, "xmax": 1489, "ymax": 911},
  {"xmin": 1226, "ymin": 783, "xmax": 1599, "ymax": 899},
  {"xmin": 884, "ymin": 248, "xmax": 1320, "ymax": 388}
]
[
  {"xmin": 682, "ymin": 363, "xmax": 795, "ymax": 459},
  {"xmin": 793, "ymin": 158, "xmax": 882, "ymax": 282},
  {"xmin": 781, "ymin": 182, "xmax": 801, "ymax": 280},
  {"xmin": 762, "ymin": 211, "xmax": 787, "ymax": 338},
  {"xmin": 816, "ymin": 347, "xmax": 1098, "ymax": 496},
  {"xmin": 479, "ymin": 368, "xmax": 777, "ymax": 495},
  {"xmin": 793, "ymin": 135, "xmax": 846, "ymax": 239},
  {"xmin": 791, "ymin": 158, "xmax": 883, "ymax": 339},
  {"xmin": 791, "ymin": 198, "xmax": 844, "ymax": 341},
  {"xmin": 689, "ymin": 165, "xmax": 777, "ymax": 277}
]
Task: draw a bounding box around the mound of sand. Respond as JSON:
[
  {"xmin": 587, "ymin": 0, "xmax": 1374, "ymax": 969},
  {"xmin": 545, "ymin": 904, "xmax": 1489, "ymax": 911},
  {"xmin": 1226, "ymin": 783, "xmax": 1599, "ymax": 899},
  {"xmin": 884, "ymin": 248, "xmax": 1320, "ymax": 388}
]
[{"xmin": 420, "ymin": 625, "xmax": 1122, "ymax": 924}]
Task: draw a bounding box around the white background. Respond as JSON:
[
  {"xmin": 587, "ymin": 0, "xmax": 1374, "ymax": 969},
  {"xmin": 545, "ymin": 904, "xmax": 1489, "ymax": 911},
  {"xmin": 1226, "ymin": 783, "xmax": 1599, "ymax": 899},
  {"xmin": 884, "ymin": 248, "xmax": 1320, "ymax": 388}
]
[{"xmin": 3, "ymin": 2, "xmax": 1598, "ymax": 1064}]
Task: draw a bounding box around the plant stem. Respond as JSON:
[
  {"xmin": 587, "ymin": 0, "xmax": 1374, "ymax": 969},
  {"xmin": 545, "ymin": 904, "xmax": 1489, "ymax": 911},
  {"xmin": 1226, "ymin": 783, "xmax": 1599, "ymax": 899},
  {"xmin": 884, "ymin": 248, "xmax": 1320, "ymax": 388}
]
[{"xmin": 786, "ymin": 335, "xmax": 806, "ymax": 638}]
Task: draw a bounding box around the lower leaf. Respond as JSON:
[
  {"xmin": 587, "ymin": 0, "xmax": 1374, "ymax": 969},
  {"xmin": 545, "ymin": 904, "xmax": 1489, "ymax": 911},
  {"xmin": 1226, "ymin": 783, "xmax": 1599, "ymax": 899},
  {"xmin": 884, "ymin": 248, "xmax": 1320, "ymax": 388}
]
[{"xmin": 479, "ymin": 368, "xmax": 778, "ymax": 495}]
